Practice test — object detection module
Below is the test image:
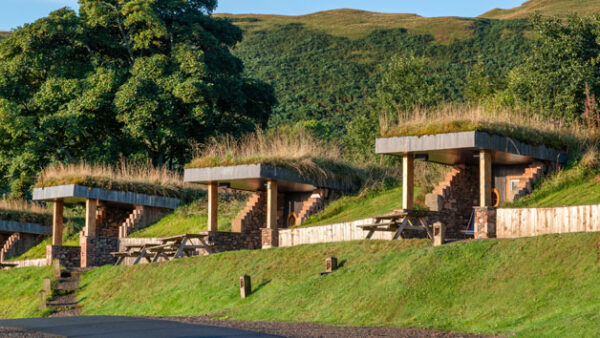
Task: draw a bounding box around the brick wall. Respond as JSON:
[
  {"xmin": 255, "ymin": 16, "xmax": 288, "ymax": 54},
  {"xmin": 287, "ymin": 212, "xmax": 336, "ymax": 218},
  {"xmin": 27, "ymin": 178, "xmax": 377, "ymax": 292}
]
[{"xmin": 425, "ymin": 165, "xmax": 478, "ymax": 238}]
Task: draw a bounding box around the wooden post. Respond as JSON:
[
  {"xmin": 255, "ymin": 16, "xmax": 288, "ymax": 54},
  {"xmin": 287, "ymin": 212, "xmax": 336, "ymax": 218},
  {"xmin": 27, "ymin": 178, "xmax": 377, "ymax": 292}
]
[
  {"xmin": 52, "ymin": 199, "xmax": 64, "ymax": 246},
  {"xmin": 267, "ymin": 180, "xmax": 278, "ymax": 229},
  {"xmin": 326, "ymin": 256, "xmax": 338, "ymax": 273},
  {"xmin": 38, "ymin": 290, "xmax": 48, "ymax": 311},
  {"xmin": 85, "ymin": 199, "xmax": 97, "ymax": 237},
  {"xmin": 433, "ymin": 222, "xmax": 446, "ymax": 247},
  {"xmin": 52, "ymin": 259, "xmax": 61, "ymax": 278},
  {"xmin": 240, "ymin": 275, "xmax": 251, "ymax": 298},
  {"xmin": 402, "ymin": 153, "xmax": 415, "ymax": 210},
  {"xmin": 208, "ymin": 181, "xmax": 218, "ymax": 232},
  {"xmin": 480, "ymin": 149, "xmax": 492, "ymax": 207}
]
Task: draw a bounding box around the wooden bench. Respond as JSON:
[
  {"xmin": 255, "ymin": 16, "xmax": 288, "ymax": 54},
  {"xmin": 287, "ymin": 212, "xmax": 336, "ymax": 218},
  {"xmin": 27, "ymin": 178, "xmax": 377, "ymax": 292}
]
[
  {"xmin": 359, "ymin": 209, "xmax": 438, "ymax": 240},
  {"xmin": 111, "ymin": 234, "xmax": 215, "ymax": 265}
]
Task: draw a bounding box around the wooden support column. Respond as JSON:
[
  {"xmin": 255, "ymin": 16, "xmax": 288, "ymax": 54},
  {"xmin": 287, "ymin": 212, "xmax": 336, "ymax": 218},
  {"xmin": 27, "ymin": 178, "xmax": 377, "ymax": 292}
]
[
  {"xmin": 480, "ymin": 149, "xmax": 493, "ymax": 207},
  {"xmin": 266, "ymin": 179, "xmax": 278, "ymax": 229},
  {"xmin": 208, "ymin": 181, "xmax": 218, "ymax": 232},
  {"xmin": 52, "ymin": 199, "xmax": 64, "ymax": 246},
  {"xmin": 85, "ymin": 199, "xmax": 97, "ymax": 237},
  {"xmin": 402, "ymin": 153, "xmax": 415, "ymax": 210}
]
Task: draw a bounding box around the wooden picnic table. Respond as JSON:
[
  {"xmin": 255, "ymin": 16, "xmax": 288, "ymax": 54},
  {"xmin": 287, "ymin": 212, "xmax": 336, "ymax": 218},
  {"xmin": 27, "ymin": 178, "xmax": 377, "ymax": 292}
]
[
  {"xmin": 111, "ymin": 233, "xmax": 215, "ymax": 266},
  {"xmin": 359, "ymin": 209, "xmax": 439, "ymax": 240}
]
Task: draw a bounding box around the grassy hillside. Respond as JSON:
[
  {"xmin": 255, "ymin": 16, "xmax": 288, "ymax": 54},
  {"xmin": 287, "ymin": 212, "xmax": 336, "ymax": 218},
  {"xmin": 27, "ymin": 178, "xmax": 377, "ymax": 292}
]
[
  {"xmin": 48, "ymin": 233, "xmax": 599, "ymax": 336},
  {"xmin": 482, "ymin": 0, "xmax": 600, "ymax": 19},
  {"xmin": 217, "ymin": 9, "xmax": 477, "ymax": 42},
  {"xmin": 0, "ymin": 266, "xmax": 51, "ymax": 319}
]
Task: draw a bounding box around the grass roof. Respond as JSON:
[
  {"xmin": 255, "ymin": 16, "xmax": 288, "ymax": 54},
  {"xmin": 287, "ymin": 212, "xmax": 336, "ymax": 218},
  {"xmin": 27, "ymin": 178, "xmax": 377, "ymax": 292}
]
[
  {"xmin": 380, "ymin": 106, "xmax": 586, "ymax": 152},
  {"xmin": 0, "ymin": 200, "xmax": 51, "ymax": 226},
  {"xmin": 186, "ymin": 128, "xmax": 365, "ymax": 192},
  {"xmin": 35, "ymin": 162, "xmax": 199, "ymax": 201}
]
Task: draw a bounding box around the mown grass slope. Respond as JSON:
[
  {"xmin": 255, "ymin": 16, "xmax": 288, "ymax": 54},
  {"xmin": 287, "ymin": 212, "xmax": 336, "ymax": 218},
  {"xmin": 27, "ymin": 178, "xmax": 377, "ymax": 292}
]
[
  {"xmin": 0, "ymin": 266, "xmax": 51, "ymax": 319},
  {"xmin": 74, "ymin": 233, "xmax": 600, "ymax": 337},
  {"xmin": 216, "ymin": 9, "xmax": 477, "ymax": 42},
  {"xmin": 481, "ymin": 0, "xmax": 600, "ymax": 19}
]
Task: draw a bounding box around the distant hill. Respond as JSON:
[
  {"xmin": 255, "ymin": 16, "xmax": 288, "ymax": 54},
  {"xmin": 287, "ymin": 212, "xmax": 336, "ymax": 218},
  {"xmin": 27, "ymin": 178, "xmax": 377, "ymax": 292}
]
[
  {"xmin": 216, "ymin": 9, "xmax": 478, "ymax": 43},
  {"xmin": 481, "ymin": 0, "xmax": 600, "ymax": 19}
]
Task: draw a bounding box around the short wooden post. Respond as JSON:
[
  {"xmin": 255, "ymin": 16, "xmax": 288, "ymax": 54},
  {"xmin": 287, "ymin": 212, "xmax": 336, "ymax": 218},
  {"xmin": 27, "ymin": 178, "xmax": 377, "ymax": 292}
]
[
  {"xmin": 52, "ymin": 199, "xmax": 64, "ymax": 246},
  {"xmin": 240, "ymin": 275, "xmax": 251, "ymax": 298},
  {"xmin": 326, "ymin": 256, "xmax": 338, "ymax": 273},
  {"xmin": 38, "ymin": 290, "xmax": 47, "ymax": 311},
  {"xmin": 402, "ymin": 154, "xmax": 415, "ymax": 210},
  {"xmin": 208, "ymin": 181, "xmax": 218, "ymax": 232},
  {"xmin": 42, "ymin": 277, "xmax": 52, "ymax": 294},
  {"xmin": 52, "ymin": 259, "xmax": 61, "ymax": 278},
  {"xmin": 480, "ymin": 149, "xmax": 492, "ymax": 207},
  {"xmin": 85, "ymin": 199, "xmax": 97, "ymax": 237},
  {"xmin": 433, "ymin": 222, "xmax": 445, "ymax": 247},
  {"xmin": 266, "ymin": 180, "xmax": 278, "ymax": 229}
]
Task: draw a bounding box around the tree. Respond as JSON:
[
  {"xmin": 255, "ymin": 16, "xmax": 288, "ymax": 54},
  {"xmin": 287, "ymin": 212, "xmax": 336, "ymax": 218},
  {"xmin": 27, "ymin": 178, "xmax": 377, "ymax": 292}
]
[
  {"xmin": 508, "ymin": 14, "xmax": 600, "ymax": 121},
  {"xmin": 0, "ymin": 0, "xmax": 275, "ymax": 194},
  {"xmin": 375, "ymin": 54, "xmax": 445, "ymax": 117}
]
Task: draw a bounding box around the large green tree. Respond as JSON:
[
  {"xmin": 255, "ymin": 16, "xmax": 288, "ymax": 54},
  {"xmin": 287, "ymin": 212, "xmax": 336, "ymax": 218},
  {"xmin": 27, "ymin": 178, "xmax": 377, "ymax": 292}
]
[{"xmin": 0, "ymin": 0, "xmax": 275, "ymax": 196}]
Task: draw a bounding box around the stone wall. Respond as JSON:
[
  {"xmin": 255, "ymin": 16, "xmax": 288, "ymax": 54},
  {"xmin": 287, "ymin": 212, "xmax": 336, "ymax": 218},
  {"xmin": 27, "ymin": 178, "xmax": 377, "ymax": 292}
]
[
  {"xmin": 232, "ymin": 192, "xmax": 267, "ymax": 233},
  {"xmin": 80, "ymin": 235, "xmax": 118, "ymax": 267},
  {"xmin": 207, "ymin": 231, "xmax": 261, "ymax": 253},
  {"xmin": 119, "ymin": 206, "xmax": 169, "ymax": 238},
  {"xmin": 1, "ymin": 233, "xmax": 45, "ymax": 261},
  {"xmin": 46, "ymin": 245, "xmax": 80, "ymax": 268},
  {"xmin": 473, "ymin": 207, "xmax": 496, "ymax": 239},
  {"xmin": 425, "ymin": 165, "xmax": 478, "ymax": 238},
  {"xmin": 96, "ymin": 202, "xmax": 134, "ymax": 238}
]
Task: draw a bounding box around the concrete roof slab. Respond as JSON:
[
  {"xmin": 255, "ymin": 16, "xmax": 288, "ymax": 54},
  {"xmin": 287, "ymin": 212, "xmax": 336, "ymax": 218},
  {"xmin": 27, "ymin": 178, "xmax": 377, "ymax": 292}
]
[
  {"xmin": 0, "ymin": 220, "xmax": 51, "ymax": 235},
  {"xmin": 32, "ymin": 185, "xmax": 180, "ymax": 209},
  {"xmin": 376, "ymin": 131, "xmax": 567, "ymax": 165},
  {"xmin": 184, "ymin": 164, "xmax": 352, "ymax": 192}
]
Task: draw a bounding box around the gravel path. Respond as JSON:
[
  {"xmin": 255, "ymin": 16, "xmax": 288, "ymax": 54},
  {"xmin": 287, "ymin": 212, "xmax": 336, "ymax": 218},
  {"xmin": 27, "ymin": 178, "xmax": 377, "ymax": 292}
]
[
  {"xmin": 0, "ymin": 326, "xmax": 58, "ymax": 337},
  {"xmin": 157, "ymin": 316, "xmax": 494, "ymax": 338}
]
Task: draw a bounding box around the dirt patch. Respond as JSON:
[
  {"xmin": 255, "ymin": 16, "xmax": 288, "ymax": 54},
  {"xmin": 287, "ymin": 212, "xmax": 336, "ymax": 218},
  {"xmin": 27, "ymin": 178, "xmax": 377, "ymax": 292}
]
[{"xmin": 154, "ymin": 315, "xmax": 495, "ymax": 337}]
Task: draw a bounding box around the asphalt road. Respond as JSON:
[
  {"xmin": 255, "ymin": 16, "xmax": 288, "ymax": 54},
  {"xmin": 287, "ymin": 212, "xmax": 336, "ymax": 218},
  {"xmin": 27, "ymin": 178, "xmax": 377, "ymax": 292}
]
[{"xmin": 0, "ymin": 316, "xmax": 279, "ymax": 338}]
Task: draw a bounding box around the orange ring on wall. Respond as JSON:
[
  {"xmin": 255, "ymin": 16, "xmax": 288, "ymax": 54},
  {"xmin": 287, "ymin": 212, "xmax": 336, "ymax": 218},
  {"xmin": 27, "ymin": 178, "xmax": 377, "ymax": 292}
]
[{"xmin": 492, "ymin": 188, "xmax": 500, "ymax": 207}]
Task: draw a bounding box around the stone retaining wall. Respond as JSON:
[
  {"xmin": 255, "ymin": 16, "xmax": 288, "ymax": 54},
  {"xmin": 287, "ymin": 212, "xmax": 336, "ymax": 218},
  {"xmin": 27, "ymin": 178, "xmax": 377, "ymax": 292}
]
[
  {"xmin": 81, "ymin": 236, "xmax": 119, "ymax": 267},
  {"xmin": 46, "ymin": 245, "xmax": 80, "ymax": 268}
]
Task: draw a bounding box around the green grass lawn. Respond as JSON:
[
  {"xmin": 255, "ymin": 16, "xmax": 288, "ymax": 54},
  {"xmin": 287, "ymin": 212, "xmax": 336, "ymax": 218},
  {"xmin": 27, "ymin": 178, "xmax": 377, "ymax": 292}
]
[
  {"xmin": 509, "ymin": 165, "xmax": 600, "ymax": 208},
  {"xmin": 0, "ymin": 266, "xmax": 51, "ymax": 318},
  {"xmin": 71, "ymin": 233, "xmax": 600, "ymax": 337}
]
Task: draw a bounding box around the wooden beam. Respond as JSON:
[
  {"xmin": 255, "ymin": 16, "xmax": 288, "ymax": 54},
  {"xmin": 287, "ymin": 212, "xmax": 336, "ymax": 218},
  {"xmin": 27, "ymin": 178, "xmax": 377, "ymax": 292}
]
[
  {"xmin": 207, "ymin": 181, "xmax": 218, "ymax": 232},
  {"xmin": 266, "ymin": 179, "xmax": 278, "ymax": 229},
  {"xmin": 52, "ymin": 199, "xmax": 64, "ymax": 246},
  {"xmin": 480, "ymin": 149, "xmax": 493, "ymax": 207},
  {"xmin": 85, "ymin": 199, "xmax": 97, "ymax": 237},
  {"xmin": 402, "ymin": 153, "xmax": 415, "ymax": 210}
]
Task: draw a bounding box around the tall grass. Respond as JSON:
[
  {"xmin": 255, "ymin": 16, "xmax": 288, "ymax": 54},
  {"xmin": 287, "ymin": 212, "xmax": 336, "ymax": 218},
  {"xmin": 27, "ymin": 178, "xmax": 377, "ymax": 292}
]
[
  {"xmin": 0, "ymin": 198, "xmax": 51, "ymax": 225},
  {"xmin": 380, "ymin": 105, "xmax": 597, "ymax": 155},
  {"xmin": 36, "ymin": 161, "xmax": 194, "ymax": 199},
  {"xmin": 187, "ymin": 128, "xmax": 364, "ymax": 191}
]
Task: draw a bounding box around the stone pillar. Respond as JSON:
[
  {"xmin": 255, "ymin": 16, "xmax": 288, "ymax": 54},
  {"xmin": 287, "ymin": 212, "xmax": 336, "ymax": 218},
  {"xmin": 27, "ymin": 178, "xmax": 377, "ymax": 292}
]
[
  {"xmin": 208, "ymin": 181, "xmax": 218, "ymax": 232},
  {"xmin": 85, "ymin": 199, "xmax": 97, "ymax": 237},
  {"xmin": 402, "ymin": 153, "xmax": 415, "ymax": 210},
  {"xmin": 52, "ymin": 199, "xmax": 64, "ymax": 246},
  {"xmin": 473, "ymin": 207, "xmax": 497, "ymax": 239},
  {"xmin": 479, "ymin": 149, "xmax": 492, "ymax": 207},
  {"xmin": 266, "ymin": 180, "xmax": 278, "ymax": 229}
]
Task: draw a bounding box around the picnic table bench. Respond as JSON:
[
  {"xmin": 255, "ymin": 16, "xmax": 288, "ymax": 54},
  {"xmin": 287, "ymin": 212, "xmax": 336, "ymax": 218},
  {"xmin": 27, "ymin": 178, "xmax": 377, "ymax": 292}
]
[
  {"xmin": 111, "ymin": 233, "xmax": 215, "ymax": 265},
  {"xmin": 359, "ymin": 209, "xmax": 440, "ymax": 240}
]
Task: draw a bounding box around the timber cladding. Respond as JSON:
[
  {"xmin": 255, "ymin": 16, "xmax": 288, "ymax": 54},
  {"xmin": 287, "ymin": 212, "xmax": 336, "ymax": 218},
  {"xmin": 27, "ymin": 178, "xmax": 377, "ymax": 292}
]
[{"xmin": 497, "ymin": 204, "xmax": 600, "ymax": 238}]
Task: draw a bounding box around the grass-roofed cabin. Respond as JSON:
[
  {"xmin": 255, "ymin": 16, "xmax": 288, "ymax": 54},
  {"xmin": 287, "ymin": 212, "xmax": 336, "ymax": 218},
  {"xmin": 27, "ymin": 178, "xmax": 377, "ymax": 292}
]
[
  {"xmin": 32, "ymin": 163, "xmax": 186, "ymax": 268},
  {"xmin": 377, "ymin": 129, "xmax": 567, "ymax": 241},
  {"xmin": 184, "ymin": 130, "xmax": 362, "ymax": 248},
  {"xmin": 0, "ymin": 201, "xmax": 51, "ymax": 266}
]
